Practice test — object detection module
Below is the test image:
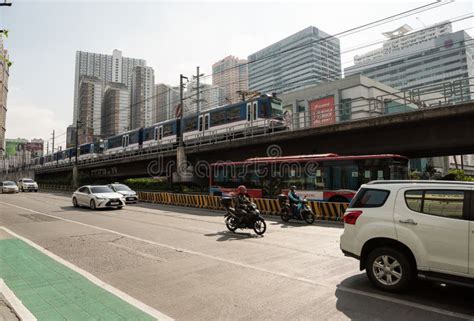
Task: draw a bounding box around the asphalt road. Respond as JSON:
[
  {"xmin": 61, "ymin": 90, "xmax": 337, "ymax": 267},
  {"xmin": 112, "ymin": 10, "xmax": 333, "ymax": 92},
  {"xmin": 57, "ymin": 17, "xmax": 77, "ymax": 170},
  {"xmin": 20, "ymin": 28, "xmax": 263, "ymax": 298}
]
[{"xmin": 0, "ymin": 192, "xmax": 473, "ymax": 321}]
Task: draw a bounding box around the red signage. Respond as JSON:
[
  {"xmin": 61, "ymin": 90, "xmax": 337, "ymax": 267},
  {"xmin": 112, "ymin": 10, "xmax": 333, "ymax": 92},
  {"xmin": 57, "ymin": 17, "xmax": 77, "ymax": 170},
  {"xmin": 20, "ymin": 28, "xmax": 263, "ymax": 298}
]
[{"xmin": 309, "ymin": 96, "xmax": 336, "ymax": 127}]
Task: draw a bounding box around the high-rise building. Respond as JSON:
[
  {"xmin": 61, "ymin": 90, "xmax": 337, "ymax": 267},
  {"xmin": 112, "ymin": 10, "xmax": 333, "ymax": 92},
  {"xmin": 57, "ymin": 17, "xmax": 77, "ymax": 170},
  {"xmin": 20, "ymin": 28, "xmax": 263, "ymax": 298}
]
[
  {"xmin": 184, "ymin": 81, "xmax": 224, "ymax": 115},
  {"xmin": 131, "ymin": 66, "xmax": 154, "ymax": 129},
  {"xmin": 344, "ymin": 22, "xmax": 474, "ymax": 101},
  {"xmin": 102, "ymin": 82, "xmax": 130, "ymax": 137},
  {"xmin": 73, "ymin": 49, "xmax": 146, "ymax": 124},
  {"xmin": 0, "ymin": 39, "xmax": 9, "ymax": 158},
  {"xmin": 78, "ymin": 76, "xmax": 102, "ymax": 144},
  {"xmin": 66, "ymin": 125, "xmax": 76, "ymax": 148},
  {"xmin": 248, "ymin": 26, "xmax": 342, "ymax": 95},
  {"xmin": 212, "ymin": 55, "xmax": 248, "ymax": 104},
  {"xmin": 154, "ymin": 84, "xmax": 180, "ymax": 123}
]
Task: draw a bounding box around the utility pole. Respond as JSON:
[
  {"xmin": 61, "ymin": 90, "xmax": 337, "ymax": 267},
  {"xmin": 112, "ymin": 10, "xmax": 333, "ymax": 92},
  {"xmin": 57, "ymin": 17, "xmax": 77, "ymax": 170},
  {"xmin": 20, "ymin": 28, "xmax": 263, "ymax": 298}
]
[
  {"xmin": 193, "ymin": 66, "xmax": 204, "ymax": 114},
  {"xmin": 178, "ymin": 74, "xmax": 188, "ymax": 147},
  {"xmin": 73, "ymin": 120, "xmax": 82, "ymax": 189},
  {"xmin": 46, "ymin": 141, "xmax": 49, "ymax": 155},
  {"xmin": 75, "ymin": 120, "xmax": 81, "ymax": 165},
  {"xmin": 51, "ymin": 130, "xmax": 55, "ymax": 156}
]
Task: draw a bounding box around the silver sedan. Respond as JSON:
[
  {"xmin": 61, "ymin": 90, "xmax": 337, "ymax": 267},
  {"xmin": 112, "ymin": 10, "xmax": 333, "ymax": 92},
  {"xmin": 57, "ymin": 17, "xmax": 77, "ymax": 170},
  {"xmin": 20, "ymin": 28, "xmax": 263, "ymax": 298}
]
[
  {"xmin": 0, "ymin": 181, "xmax": 19, "ymax": 194},
  {"xmin": 72, "ymin": 185, "xmax": 126, "ymax": 210}
]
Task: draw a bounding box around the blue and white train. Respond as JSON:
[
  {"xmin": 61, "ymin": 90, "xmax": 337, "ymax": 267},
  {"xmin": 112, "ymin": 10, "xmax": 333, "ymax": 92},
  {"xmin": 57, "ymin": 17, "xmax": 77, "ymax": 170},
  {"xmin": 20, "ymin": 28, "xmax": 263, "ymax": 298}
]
[
  {"xmin": 183, "ymin": 94, "xmax": 284, "ymax": 143},
  {"xmin": 32, "ymin": 94, "xmax": 284, "ymax": 165}
]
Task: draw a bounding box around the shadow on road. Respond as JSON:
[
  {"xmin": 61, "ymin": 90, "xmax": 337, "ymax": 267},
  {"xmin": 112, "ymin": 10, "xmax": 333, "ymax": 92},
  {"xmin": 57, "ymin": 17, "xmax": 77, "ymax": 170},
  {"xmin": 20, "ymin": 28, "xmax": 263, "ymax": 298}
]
[
  {"xmin": 270, "ymin": 219, "xmax": 343, "ymax": 229},
  {"xmin": 335, "ymin": 274, "xmax": 474, "ymax": 320},
  {"xmin": 58, "ymin": 206, "xmax": 120, "ymax": 212},
  {"xmin": 204, "ymin": 231, "xmax": 261, "ymax": 241}
]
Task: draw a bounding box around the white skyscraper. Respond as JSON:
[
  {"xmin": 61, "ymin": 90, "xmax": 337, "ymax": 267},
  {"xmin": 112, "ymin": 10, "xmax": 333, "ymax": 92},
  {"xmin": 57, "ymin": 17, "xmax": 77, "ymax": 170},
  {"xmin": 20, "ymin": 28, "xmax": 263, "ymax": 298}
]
[
  {"xmin": 73, "ymin": 49, "xmax": 146, "ymax": 127},
  {"xmin": 131, "ymin": 66, "xmax": 155, "ymax": 129}
]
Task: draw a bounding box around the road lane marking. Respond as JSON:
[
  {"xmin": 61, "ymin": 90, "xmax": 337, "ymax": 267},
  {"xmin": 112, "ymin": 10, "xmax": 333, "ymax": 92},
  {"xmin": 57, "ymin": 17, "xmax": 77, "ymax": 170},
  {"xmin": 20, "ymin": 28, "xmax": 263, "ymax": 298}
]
[
  {"xmin": 0, "ymin": 278, "xmax": 37, "ymax": 321},
  {"xmin": 1, "ymin": 200, "xmax": 473, "ymax": 320},
  {"xmin": 337, "ymin": 285, "xmax": 474, "ymax": 320},
  {"xmin": 0, "ymin": 225, "xmax": 173, "ymax": 321}
]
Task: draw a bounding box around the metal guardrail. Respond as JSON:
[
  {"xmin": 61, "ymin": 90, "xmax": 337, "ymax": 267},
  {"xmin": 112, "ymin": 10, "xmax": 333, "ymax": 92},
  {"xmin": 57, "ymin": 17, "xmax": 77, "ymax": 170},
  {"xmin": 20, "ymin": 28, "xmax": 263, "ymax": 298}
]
[
  {"xmin": 2, "ymin": 77, "xmax": 473, "ymax": 173},
  {"xmin": 38, "ymin": 184, "xmax": 75, "ymax": 193},
  {"xmin": 138, "ymin": 191, "xmax": 349, "ymax": 221}
]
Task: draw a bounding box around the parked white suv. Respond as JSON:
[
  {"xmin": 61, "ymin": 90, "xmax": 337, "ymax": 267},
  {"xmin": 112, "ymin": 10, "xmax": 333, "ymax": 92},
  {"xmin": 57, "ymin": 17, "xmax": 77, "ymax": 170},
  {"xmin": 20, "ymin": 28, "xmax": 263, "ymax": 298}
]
[
  {"xmin": 340, "ymin": 180, "xmax": 474, "ymax": 292},
  {"xmin": 18, "ymin": 178, "xmax": 38, "ymax": 192}
]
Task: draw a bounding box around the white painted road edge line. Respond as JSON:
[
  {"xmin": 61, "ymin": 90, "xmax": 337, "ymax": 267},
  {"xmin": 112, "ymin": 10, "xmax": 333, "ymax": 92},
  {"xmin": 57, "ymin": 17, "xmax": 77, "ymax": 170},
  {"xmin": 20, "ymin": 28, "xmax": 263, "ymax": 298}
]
[
  {"xmin": 1, "ymin": 200, "xmax": 473, "ymax": 320},
  {"xmin": 0, "ymin": 278, "xmax": 37, "ymax": 321},
  {"xmin": 0, "ymin": 226, "xmax": 174, "ymax": 321},
  {"xmin": 337, "ymin": 285, "xmax": 474, "ymax": 320}
]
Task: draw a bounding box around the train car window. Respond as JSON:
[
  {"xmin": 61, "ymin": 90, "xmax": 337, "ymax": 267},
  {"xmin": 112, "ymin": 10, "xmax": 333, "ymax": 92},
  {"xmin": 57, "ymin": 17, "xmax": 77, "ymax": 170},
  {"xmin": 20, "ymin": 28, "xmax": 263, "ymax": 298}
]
[
  {"xmin": 253, "ymin": 102, "xmax": 258, "ymax": 120},
  {"xmin": 144, "ymin": 128, "xmax": 154, "ymax": 141},
  {"xmin": 129, "ymin": 131, "xmax": 140, "ymax": 144},
  {"xmin": 247, "ymin": 103, "xmax": 251, "ymax": 121},
  {"xmin": 184, "ymin": 118, "xmax": 198, "ymax": 132},
  {"xmin": 227, "ymin": 106, "xmax": 242, "ymax": 123},
  {"xmin": 163, "ymin": 124, "xmax": 174, "ymax": 137},
  {"xmin": 211, "ymin": 110, "xmax": 226, "ymax": 126}
]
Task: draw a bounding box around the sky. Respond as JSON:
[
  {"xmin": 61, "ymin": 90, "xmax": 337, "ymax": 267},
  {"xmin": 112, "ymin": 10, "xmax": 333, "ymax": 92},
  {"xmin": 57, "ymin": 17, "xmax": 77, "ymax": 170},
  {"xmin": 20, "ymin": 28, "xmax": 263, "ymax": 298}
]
[{"xmin": 0, "ymin": 0, "xmax": 473, "ymax": 150}]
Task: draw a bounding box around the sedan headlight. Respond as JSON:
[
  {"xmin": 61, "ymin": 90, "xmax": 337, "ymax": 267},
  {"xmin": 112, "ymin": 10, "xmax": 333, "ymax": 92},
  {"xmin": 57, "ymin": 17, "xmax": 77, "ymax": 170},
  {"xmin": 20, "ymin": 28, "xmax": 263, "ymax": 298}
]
[{"xmin": 95, "ymin": 197, "xmax": 107, "ymax": 200}]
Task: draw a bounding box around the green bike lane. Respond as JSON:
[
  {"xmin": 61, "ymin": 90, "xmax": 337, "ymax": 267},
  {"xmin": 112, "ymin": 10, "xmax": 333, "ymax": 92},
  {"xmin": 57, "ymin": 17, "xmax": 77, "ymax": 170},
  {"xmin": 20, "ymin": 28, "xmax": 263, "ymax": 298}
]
[{"xmin": 0, "ymin": 229, "xmax": 169, "ymax": 321}]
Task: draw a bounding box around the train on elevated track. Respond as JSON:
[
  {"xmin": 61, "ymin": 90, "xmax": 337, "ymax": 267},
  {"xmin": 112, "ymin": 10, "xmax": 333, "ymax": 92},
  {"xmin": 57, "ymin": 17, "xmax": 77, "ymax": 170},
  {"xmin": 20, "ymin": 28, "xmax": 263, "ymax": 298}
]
[{"xmin": 33, "ymin": 94, "xmax": 285, "ymax": 166}]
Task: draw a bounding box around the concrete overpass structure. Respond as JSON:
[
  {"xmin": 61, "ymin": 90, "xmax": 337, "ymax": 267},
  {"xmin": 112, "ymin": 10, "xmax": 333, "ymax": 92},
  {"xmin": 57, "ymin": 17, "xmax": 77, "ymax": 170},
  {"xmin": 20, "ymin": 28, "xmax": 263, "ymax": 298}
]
[{"xmin": 3, "ymin": 101, "xmax": 474, "ymax": 184}]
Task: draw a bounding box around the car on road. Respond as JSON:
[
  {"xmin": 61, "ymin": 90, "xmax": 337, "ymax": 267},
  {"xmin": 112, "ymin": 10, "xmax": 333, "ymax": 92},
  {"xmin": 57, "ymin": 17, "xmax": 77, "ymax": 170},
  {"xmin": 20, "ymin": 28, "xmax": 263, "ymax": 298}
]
[
  {"xmin": 72, "ymin": 185, "xmax": 126, "ymax": 210},
  {"xmin": 0, "ymin": 181, "xmax": 19, "ymax": 194},
  {"xmin": 18, "ymin": 178, "xmax": 38, "ymax": 192},
  {"xmin": 107, "ymin": 183, "xmax": 138, "ymax": 204},
  {"xmin": 340, "ymin": 180, "xmax": 474, "ymax": 292}
]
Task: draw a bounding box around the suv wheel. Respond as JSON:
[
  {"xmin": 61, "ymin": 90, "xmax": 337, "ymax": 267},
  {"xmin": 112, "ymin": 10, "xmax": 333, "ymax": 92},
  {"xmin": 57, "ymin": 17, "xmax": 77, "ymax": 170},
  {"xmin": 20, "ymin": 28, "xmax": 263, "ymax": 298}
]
[{"xmin": 366, "ymin": 247, "xmax": 414, "ymax": 292}]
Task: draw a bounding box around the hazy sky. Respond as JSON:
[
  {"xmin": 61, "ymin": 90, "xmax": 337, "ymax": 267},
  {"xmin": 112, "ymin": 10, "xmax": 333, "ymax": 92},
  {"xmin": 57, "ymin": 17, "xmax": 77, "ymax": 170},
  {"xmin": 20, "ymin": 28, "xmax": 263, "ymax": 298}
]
[{"xmin": 1, "ymin": 0, "xmax": 472, "ymax": 149}]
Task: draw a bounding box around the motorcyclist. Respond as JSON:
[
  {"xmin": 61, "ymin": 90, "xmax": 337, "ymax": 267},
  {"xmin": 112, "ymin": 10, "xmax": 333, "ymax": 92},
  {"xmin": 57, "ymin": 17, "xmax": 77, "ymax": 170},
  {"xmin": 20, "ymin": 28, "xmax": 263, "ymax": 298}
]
[
  {"xmin": 288, "ymin": 185, "xmax": 301, "ymax": 217},
  {"xmin": 235, "ymin": 185, "xmax": 251, "ymax": 224}
]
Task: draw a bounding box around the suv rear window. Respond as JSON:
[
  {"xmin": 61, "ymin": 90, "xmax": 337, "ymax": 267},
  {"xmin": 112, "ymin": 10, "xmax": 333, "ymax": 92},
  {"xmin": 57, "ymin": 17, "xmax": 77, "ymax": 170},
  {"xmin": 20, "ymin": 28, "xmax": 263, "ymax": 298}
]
[
  {"xmin": 405, "ymin": 190, "xmax": 465, "ymax": 219},
  {"xmin": 349, "ymin": 188, "xmax": 390, "ymax": 208}
]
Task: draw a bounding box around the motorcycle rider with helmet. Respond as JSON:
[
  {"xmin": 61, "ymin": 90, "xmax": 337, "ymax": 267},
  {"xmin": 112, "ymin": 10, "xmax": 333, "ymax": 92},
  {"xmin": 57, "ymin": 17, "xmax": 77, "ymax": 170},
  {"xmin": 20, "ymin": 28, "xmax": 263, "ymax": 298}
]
[
  {"xmin": 236, "ymin": 185, "xmax": 251, "ymax": 224},
  {"xmin": 288, "ymin": 185, "xmax": 301, "ymax": 217}
]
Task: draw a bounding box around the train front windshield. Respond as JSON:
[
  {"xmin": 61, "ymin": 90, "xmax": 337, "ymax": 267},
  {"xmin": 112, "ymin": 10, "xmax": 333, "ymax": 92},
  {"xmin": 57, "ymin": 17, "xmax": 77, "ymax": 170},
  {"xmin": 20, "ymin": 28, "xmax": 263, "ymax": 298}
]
[{"xmin": 270, "ymin": 97, "xmax": 283, "ymax": 117}]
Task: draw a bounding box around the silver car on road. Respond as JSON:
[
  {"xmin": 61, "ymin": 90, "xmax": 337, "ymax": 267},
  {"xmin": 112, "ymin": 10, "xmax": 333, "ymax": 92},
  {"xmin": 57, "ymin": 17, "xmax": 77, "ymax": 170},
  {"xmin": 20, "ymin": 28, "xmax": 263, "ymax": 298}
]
[
  {"xmin": 72, "ymin": 185, "xmax": 125, "ymax": 210},
  {"xmin": 0, "ymin": 181, "xmax": 19, "ymax": 194},
  {"xmin": 108, "ymin": 183, "xmax": 138, "ymax": 204}
]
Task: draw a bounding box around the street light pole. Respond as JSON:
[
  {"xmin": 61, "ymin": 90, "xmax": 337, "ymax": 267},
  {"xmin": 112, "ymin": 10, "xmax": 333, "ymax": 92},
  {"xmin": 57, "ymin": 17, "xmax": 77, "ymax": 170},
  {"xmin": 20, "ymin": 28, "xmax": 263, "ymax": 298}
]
[
  {"xmin": 75, "ymin": 119, "xmax": 82, "ymax": 165},
  {"xmin": 178, "ymin": 74, "xmax": 188, "ymax": 147}
]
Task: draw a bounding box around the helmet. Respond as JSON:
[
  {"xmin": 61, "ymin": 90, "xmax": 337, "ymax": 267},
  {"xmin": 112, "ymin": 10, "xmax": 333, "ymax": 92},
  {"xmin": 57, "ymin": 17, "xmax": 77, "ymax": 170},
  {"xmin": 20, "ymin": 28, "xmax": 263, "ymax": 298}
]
[
  {"xmin": 290, "ymin": 185, "xmax": 297, "ymax": 191},
  {"xmin": 237, "ymin": 185, "xmax": 247, "ymax": 194}
]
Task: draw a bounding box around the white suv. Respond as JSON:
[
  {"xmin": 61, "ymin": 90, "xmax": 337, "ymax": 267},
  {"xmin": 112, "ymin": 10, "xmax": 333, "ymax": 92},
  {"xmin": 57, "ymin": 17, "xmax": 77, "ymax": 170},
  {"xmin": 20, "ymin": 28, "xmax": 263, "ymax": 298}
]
[
  {"xmin": 340, "ymin": 180, "xmax": 474, "ymax": 292},
  {"xmin": 18, "ymin": 178, "xmax": 38, "ymax": 192}
]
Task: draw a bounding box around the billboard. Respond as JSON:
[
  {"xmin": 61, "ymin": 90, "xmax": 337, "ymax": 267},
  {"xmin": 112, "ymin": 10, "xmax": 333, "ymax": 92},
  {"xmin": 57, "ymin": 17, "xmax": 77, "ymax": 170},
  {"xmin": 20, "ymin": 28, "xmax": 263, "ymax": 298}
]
[{"xmin": 309, "ymin": 96, "xmax": 336, "ymax": 127}]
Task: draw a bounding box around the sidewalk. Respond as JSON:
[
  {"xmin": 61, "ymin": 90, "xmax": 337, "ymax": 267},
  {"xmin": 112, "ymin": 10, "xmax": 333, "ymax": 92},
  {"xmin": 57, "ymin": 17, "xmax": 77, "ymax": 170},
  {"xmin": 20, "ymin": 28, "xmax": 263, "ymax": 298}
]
[{"xmin": 0, "ymin": 229, "xmax": 159, "ymax": 321}]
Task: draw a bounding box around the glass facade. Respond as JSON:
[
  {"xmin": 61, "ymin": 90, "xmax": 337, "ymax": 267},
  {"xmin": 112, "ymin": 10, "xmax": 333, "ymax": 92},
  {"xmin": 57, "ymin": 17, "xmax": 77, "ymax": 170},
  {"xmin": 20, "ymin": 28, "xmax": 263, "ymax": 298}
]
[{"xmin": 248, "ymin": 26, "xmax": 342, "ymax": 95}]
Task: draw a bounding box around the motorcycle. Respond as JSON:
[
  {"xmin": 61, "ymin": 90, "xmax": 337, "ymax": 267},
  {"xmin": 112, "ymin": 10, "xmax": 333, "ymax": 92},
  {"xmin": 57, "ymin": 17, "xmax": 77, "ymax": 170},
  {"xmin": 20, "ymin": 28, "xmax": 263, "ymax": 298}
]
[
  {"xmin": 221, "ymin": 197, "xmax": 267, "ymax": 235},
  {"xmin": 278, "ymin": 194, "xmax": 315, "ymax": 224}
]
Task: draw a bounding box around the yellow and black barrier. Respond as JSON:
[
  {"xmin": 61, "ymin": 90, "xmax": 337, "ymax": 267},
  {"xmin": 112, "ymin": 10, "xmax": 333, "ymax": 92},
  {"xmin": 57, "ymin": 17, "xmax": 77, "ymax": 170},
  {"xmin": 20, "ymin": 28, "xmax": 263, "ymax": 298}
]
[{"xmin": 137, "ymin": 191, "xmax": 348, "ymax": 222}]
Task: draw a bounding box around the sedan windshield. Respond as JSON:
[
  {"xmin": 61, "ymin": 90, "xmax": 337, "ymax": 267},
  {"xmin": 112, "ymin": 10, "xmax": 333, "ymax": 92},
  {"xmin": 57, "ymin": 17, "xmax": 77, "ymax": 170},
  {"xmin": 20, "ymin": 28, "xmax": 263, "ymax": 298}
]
[
  {"xmin": 3, "ymin": 181, "xmax": 15, "ymax": 186},
  {"xmin": 113, "ymin": 184, "xmax": 131, "ymax": 191},
  {"xmin": 91, "ymin": 186, "xmax": 113, "ymax": 194},
  {"xmin": 23, "ymin": 179, "xmax": 34, "ymax": 183}
]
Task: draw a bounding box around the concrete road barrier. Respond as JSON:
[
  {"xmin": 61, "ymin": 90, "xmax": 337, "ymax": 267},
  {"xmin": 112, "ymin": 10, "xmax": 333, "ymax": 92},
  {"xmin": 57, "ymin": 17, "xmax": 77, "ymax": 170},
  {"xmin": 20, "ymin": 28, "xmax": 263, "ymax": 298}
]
[{"xmin": 138, "ymin": 191, "xmax": 348, "ymax": 222}]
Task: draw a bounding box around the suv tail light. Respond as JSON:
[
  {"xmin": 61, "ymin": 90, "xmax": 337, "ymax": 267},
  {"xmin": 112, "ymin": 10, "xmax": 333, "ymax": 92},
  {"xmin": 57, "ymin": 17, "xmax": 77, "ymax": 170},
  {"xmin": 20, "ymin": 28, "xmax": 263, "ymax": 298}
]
[{"xmin": 343, "ymin": 210, "xmax": 363, "ymax": 225}]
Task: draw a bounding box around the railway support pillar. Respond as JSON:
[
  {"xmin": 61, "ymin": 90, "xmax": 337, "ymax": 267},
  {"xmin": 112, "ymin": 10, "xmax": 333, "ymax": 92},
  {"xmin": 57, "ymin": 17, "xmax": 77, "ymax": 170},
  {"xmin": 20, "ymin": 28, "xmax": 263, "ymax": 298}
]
[
  {"xmin": 72, "ymin": 165, "xmax": 78, "ymax": 189},
  {"xmin": 173, "ymin": 147, "xmax": 193, "ymax": 183}
]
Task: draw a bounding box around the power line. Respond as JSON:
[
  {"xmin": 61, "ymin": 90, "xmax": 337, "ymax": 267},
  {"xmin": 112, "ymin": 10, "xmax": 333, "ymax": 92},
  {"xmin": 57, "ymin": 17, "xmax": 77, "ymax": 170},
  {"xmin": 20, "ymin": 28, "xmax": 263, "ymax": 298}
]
[{"xmin": 73, "ymin": 1, "xmax": 452, "ymax": 130}]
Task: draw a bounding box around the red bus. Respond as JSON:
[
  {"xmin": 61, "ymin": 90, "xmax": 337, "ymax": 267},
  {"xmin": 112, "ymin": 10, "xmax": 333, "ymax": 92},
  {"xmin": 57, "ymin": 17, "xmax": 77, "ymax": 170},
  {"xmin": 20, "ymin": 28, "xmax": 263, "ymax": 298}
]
[{"xmin": 209, "ymin": 153, "xmax": 408, "ymax": 202}]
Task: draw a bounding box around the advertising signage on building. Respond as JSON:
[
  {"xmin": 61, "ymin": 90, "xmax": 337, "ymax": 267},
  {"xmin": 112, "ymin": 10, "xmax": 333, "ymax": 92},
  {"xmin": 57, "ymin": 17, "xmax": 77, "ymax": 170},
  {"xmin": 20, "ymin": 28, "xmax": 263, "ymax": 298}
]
[{"xmin": 309, "ymin": 96, "xmax": 336, "ymax": 127}]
